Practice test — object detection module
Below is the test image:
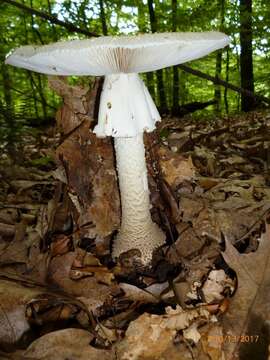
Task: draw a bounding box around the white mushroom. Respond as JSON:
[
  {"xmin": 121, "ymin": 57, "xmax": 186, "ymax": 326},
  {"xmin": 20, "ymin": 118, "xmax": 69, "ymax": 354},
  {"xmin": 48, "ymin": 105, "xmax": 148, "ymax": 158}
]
[{"xmin": 5, "ymin": 32, "xmax": 230, "ymax": 265}]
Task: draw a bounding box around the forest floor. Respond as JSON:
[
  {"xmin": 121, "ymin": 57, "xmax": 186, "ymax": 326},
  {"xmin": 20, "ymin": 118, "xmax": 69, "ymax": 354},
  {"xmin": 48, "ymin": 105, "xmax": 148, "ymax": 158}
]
[{"xmin": 0, "ymin": 82, "xmax": 270, "ymax": 360}]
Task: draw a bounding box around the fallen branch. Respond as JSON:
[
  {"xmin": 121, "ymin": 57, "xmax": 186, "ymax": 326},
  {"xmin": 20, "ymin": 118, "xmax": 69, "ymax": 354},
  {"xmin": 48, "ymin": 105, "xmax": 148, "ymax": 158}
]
[
  {"xmin": 178, "ymin": 99, "xmax": 216, "ymax": 116},
  {"xmin": 178, "ymin": 64, "xmax": 270, "ymax": 106},
  {"xmin": 2, "ymin": 0, "xmax": 98, "ymax": 37}
]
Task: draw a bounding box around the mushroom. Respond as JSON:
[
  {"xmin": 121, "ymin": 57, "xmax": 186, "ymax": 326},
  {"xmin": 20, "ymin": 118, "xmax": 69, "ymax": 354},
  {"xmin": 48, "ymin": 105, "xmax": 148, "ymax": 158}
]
[{"xmin": 6, "ymin": 32, "xmax": 230, "ymax": 265}]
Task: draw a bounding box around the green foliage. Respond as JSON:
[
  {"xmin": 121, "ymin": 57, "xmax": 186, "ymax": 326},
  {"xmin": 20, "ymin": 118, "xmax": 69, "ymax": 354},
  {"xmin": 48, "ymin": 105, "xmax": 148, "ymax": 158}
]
[{"xmin": 30, "ymin": 155, "xmax": 54, "ymax": 167}]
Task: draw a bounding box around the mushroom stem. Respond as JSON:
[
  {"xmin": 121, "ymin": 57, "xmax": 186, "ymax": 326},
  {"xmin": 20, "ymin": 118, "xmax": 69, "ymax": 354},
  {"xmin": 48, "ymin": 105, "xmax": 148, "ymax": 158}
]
[{"xmin": 113, "ymin": 133, "xmax": 166, "ymax": 264}]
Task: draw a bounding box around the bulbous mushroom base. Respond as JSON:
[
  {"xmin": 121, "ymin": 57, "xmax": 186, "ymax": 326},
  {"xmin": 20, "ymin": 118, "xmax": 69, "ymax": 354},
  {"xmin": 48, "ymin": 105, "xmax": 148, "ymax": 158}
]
[{"xmin": 113, "ymin": 222, "xmax": 166, "ymax": 265}]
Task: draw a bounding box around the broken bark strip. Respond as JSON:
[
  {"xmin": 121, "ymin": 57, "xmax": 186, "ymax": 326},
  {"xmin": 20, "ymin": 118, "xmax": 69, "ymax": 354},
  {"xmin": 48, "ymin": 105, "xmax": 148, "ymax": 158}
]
[
  {"xmin": 2, "ymin": 0, "xmax": 99, "ymax": 37},
  {"xmin": 179, "ymin": 64, "xmax": 270, "ymax": 105},
  {"xmin": 49, "ymin": 78, "xmax": 120, "ymax": 238}
]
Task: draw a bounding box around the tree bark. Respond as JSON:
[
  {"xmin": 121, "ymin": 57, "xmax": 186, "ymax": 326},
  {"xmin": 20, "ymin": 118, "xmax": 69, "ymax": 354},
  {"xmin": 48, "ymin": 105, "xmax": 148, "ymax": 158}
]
[
  {"xmin": 214, "ymin": 0, "xmax": 225, "ymax": 114},
  {"xmin": 46, "ymin": 0, "xmax": 58, "ymax": 41},
  {"xmin": 240, "ymin": 0, "xmax": 255, "ymax": 111},
  {"xmin": 2, "ymin": 65, "xmax": 13, "ymax": 116},
  {"xmin": 136, "ymin": 1, "xmax": 155, "ymax": 100},
  {"xmin": 1, "ymin": 63, "xmax": 15, "ymax": 155},
  {"xmin": 99, "ymin": 0, "xmax": 108, "ymax": 35},
  {"xmin": 147, "ymin": 0, "xmax": 168, "ymax": 113},
  {"xmin": 36, "ymin": 74, "xmax": 48, "ymax": 119},
  {"xmin": 224, "ymin": 47, "xmax": 230, "ymax": 114},
  {"xmin": 214, "ymin": 51, "xmax": 222, "ymax": 113},
  {"xmin": 1, "ymin": 30, "xmax": 15, "ymax": 154},
  {"xmin": 171, "ymin": 0, "xmax": 179, "ymax": 115}
]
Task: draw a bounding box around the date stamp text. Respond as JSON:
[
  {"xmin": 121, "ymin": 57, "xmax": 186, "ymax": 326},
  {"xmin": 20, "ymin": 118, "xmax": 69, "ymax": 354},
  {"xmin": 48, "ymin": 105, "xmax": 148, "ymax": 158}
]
[{"xmin": 208, "ymin": 335, "xmax": 260, "ymax": 344}]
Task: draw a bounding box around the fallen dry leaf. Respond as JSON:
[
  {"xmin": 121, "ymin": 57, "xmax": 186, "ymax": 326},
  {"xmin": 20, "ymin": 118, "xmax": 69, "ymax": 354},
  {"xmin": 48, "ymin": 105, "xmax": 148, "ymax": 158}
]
[
  {"xmin": 201, "ymin": 324, "xmax": 225, "ymax": 360},
  {"xmin": 119, "ymin": 282, "xmax": 159, "ymax": 304},
  {"xmin": 158, "ymin": 146, "xmax": 195, "ymax": 189},
  {"xmin": 48, "ymin": 251, "xmax": 112, "ymax": 313},
  {"xmin": 23, "ymin": 328, "xmax": 114, "ymax": 360},
  {"xmin": 116, "ymin": 305, "xmax": 213, "ymax": 360},
  {"xmin": 0, "ymin": 280, "xmax": 43, "ymax": 346},
  {"xmin": 202, "ymin": 269, "xmax": 235, "ymax": 304},
  {"xmin": 222, "ymin": 225, "xmax": 270, "ymax": 359},
  {"xmin": 183, "ymin": 322, "xmax": 201, "ymax": 343}
]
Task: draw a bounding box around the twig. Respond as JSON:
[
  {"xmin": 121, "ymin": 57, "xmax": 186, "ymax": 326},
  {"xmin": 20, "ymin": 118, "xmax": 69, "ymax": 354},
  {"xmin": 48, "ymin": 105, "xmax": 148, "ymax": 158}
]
[{"xmin": 2, "ymin": 0, "xmax": 99, "ymax": 37}]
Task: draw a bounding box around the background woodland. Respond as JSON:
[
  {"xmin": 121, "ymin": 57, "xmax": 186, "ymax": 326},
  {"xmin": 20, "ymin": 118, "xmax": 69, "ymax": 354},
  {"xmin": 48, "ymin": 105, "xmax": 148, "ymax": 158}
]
[{"xmin": 1, "ymin": 0, "xmax": 270, "ymax": 145}]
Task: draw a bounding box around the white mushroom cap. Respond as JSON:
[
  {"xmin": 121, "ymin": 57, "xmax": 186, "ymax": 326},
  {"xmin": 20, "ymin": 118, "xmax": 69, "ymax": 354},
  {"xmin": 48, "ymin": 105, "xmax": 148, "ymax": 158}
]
[
  {"xmin": 5, "ymin": 32, "xmax": 230, "ymax": 75},
  {"xmin": 6, "ymin": 32, "xmax": 230, "ymax": 138}
]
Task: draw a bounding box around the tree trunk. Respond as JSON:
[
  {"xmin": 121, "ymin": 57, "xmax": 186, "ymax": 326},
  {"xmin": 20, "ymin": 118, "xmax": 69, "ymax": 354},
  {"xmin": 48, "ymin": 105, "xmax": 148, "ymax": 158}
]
[
  {"xmin": 137, "ymin": 0, "xmax": 156, "ymax": 100},
  {"xmin": 239, "ymin": 0, "xmax": 255, "ymax": 111},
  {"xmin": 2, "ymin": 64, "xmax": 17, "ymax": 157},
  {"xmin": 1, "ymin": 29, "xmax": 15, "ymax": 154},
  {"xmin": 171, "ymin": 0, "xmax": 179, "ymax": 115},
  {"xmin": 146, "ymin": 73, "xmax": 155, "ymax": 101},
  {"xmin": 147, "ymin": 0, "xmax": 168, "ymax": 113},
  {"xmin": 99, "ymin": 0, "xmax": 108, "ymax": 35},
  {"xmin": 36, "ymin": 74, "xmax": 48, "ymax": 120},
  {"xmin": 224, "ymin": 47, "xmax": 230, "ymax": 114},
  {"xmin": 214, "ymin": 51, "xmax": 222, "ymax": 114},
  {"xmin": 214, "ymin": 0, "xmax": 225, "ymax": 114},
  {"xmin": 46, "ymin": 0, "xmax": 58, "ymax": 41},
  {"xmin": 2, "ymin": 65, "xmax": 12, "ymax": 116}
]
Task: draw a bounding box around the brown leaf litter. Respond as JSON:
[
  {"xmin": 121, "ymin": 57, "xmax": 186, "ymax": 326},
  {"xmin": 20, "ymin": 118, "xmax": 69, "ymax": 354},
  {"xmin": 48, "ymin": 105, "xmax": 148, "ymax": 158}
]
[{"xmin": 1, "ymin": 79, "xmax": 270, "ymax": 359}]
